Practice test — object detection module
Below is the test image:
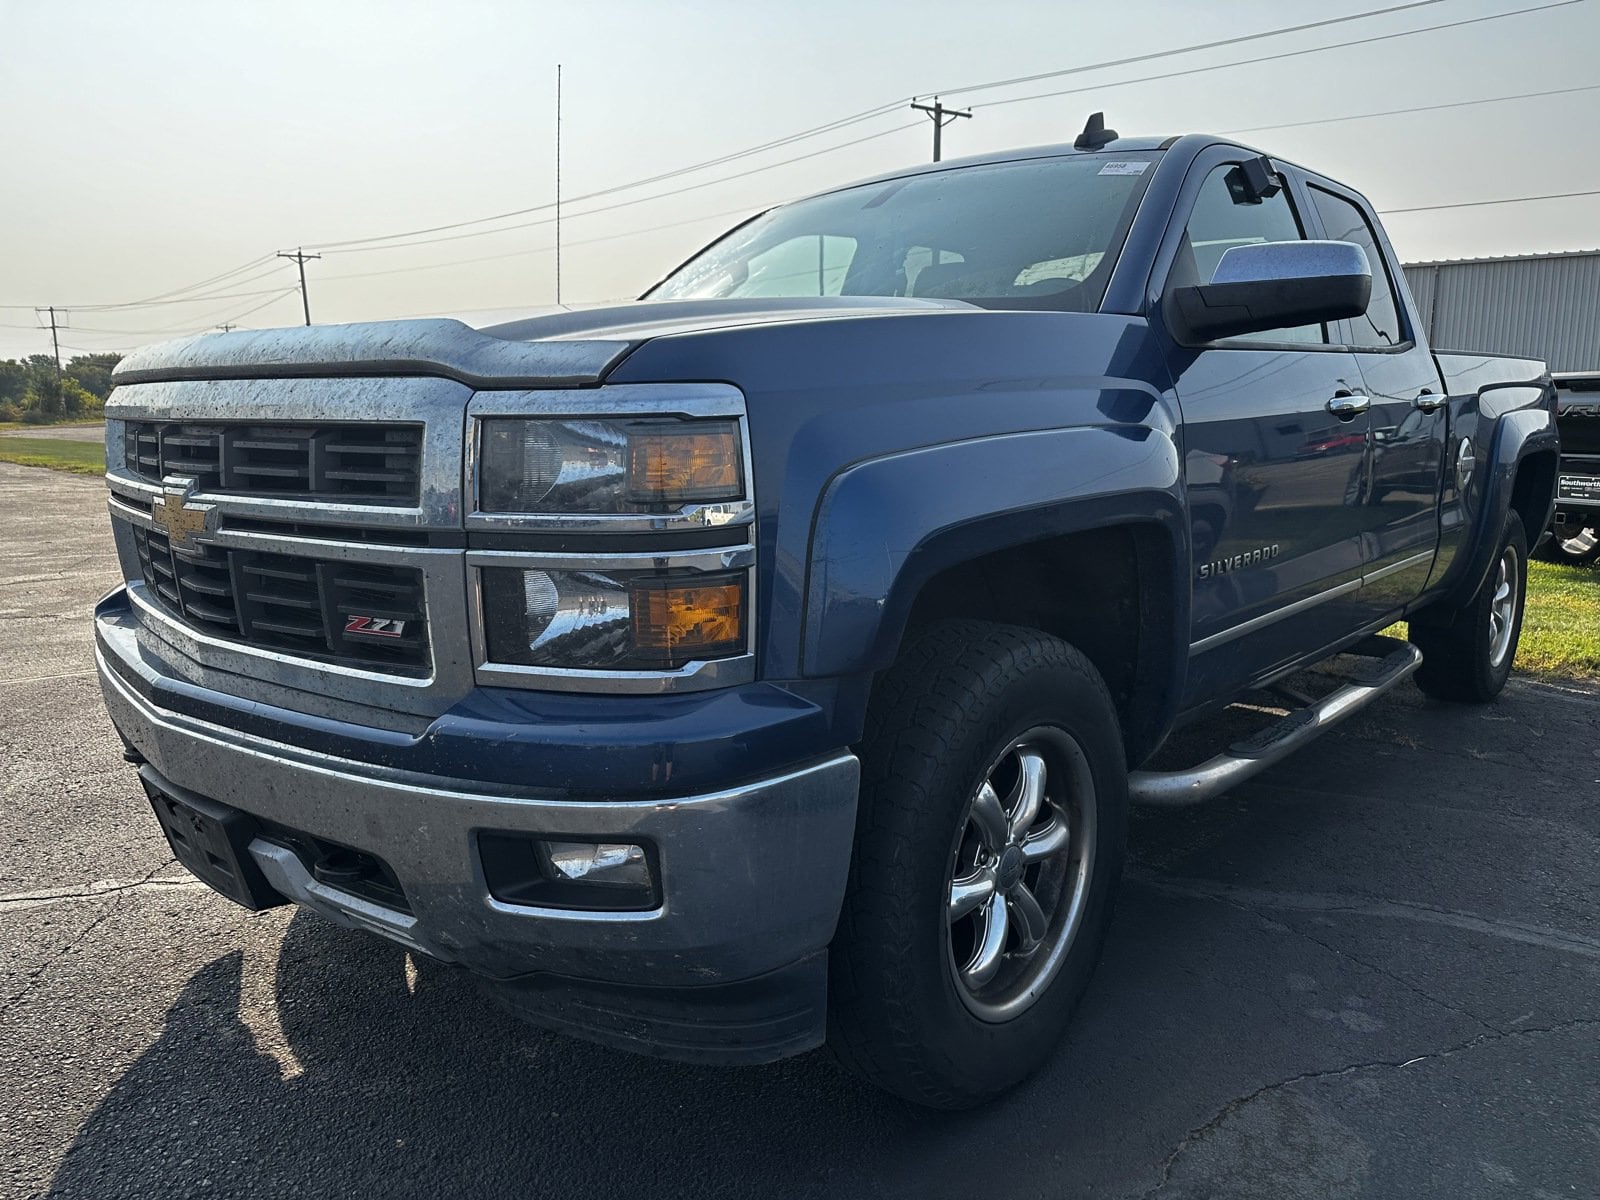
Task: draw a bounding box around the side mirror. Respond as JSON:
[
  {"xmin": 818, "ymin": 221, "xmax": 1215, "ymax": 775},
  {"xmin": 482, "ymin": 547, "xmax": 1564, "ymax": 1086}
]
[{"xmin": 1171, "ymin": 240, "xmax": 1372, "ymax": 342}]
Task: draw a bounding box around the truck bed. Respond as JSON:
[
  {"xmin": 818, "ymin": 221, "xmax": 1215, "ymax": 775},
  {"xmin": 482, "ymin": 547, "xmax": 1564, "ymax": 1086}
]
[{"xmin": 1434, "ymin": 350, "xmax": 1548, "ymax": 399}]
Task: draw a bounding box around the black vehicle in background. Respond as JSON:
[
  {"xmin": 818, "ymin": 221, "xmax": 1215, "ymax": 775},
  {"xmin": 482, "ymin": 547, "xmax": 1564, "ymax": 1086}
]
[{"xmin": 1543, "ymin": 375, "xmax": 1600, "ymax": 564}]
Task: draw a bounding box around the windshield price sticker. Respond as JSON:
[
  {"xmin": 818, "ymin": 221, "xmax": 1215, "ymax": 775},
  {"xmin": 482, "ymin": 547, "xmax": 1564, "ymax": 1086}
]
[{"xmin": 1098, "ymin": 161, "xmax": 1149, "ymax": 176}]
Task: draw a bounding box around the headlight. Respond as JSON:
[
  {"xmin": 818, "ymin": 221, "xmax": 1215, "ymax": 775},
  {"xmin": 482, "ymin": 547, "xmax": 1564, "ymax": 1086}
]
[
  {"xmin": 478, "ymin": 417, "xmax": 744, "ymax": 514},
  {"xmin": 480, "ymin": 566, "xmax": 746, "ymax": 671}
]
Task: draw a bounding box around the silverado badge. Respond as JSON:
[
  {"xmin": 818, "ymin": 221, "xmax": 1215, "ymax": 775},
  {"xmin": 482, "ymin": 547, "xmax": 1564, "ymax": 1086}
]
[{"xmin": 151, "ymin": 479, "xmax": 218, "ymax": 551}]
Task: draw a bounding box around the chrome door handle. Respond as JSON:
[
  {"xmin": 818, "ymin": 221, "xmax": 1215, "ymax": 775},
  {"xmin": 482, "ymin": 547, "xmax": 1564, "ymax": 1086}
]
[
  {"xmin": 1414, "ymin": 391, "xmax": 1446, "ymax": 412},
  {"xmin": 1326, "ymin": 393, "xmax": 1371, "ymax": 419}
]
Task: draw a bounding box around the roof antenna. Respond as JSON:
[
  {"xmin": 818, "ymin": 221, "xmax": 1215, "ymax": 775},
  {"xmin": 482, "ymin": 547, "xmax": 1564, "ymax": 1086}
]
[{"xmin": 1074, "ymin": 111, "xmax": 1117, "ymax": 151}]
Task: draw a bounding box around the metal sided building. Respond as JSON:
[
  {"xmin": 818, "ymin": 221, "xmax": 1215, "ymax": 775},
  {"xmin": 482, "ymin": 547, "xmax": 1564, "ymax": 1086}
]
[{"xmin": 1403, "ymin": 250, "xmax": 1600, "ymax": 382}]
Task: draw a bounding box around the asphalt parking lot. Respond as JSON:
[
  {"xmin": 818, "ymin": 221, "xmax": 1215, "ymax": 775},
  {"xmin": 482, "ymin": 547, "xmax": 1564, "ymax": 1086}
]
[{"xmin": 2, "ymin": 458, "xmax": 1597, "ymax": 1200}]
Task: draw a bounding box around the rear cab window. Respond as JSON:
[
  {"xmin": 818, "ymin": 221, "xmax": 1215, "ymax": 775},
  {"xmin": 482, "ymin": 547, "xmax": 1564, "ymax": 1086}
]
[{"xmin": 1306, "ymin": 186, "xmax": 1408, "ymax": 349}]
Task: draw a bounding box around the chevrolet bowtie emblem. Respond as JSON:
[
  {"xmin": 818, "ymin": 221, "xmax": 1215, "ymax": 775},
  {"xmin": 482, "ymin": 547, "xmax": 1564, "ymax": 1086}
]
[{"xmin": 151, "ymin": 479, "xmax": 217, "ymax": 550}]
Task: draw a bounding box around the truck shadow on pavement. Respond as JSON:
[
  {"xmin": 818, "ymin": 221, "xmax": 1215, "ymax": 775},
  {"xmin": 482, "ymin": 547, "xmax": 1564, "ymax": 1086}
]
[
  {"xmin": 44, "ymin": 872, "xmax": 1391, "ymax": 1200},
  {"xmin": 45, "ymin": 911, "xmax": 954, "ymax": 1198}
]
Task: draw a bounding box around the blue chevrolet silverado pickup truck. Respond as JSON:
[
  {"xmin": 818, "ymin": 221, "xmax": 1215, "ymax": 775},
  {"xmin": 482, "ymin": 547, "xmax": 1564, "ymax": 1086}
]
[{"xmin": 95, "ymin": 128, "xmax": 1558, "ymax": 1108}]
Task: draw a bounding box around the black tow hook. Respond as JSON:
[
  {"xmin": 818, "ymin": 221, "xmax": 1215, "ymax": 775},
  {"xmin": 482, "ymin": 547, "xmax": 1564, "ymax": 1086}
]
[{"xmin": 312, "ymin": 850, "xmax": 372, "ymax": 888}]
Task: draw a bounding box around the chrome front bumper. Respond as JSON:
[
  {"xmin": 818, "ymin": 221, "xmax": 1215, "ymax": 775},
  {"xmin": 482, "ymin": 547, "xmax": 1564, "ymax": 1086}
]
[{"xmin": 97, "ymin": 637, "xmax": 861, "ymax": 995}]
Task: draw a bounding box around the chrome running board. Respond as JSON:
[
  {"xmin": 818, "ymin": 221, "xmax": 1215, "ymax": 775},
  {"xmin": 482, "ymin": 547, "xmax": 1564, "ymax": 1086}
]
[{"xmin": 1129, "ymin": 637, "xmax": 1423, "ymax": 807}]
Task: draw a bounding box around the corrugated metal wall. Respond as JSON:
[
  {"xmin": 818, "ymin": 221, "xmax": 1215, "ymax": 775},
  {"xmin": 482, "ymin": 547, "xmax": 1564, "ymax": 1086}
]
[{"xmin": 1401, "ymin": 252, "xmax": 1600, "ymax": 373}]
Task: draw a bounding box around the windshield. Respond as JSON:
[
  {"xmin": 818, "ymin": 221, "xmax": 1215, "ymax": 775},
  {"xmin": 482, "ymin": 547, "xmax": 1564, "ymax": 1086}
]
[{"xmin": 647, "ymin": 153, "xmax": 1158, "ymax": 312}]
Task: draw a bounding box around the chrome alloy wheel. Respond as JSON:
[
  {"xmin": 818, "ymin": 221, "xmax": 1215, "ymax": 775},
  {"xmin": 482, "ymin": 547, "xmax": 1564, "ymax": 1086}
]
[
  {"xmin": 1487, "ymin": 542, "xmax": 1521, "ymax": 670},
  {"xmin": 945, "ymin": 726, "xmax": 1096, "ymax": 1022},
  {"xmin": 1552, "ymin": 520, "xmax": 1599, "ymax": 559}
]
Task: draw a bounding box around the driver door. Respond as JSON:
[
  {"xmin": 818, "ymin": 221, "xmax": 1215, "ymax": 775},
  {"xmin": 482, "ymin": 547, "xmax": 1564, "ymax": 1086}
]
[{"xmin": 1160, "ymin": 160, "xmax": 1372, "ymax": 706}]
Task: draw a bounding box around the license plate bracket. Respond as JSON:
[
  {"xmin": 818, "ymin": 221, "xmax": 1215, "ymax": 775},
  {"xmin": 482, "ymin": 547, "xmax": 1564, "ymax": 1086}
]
[{"xmin": 144, "ymin": 780, "xmax": 287, "ymax": 911}]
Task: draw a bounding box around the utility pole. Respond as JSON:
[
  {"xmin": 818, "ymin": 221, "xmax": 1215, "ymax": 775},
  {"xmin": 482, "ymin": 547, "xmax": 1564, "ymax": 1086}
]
[
  {"xmin": 36, "ymin": 306, "xmax": 63, "ymax": 383},
  {"xmin": 910, "ymin": 97, "xmax": 971, "ymax": 163},
  {"xmin": 277, "ymin": 247, "xmax": 321, "ymax": 325},
  {"xmin": 31, "ymin": 306, "xmax": 65, "ymax": 416},
  {"xmin": 555, "ymin": 63, "xmax": 563, "ymax": 306}
]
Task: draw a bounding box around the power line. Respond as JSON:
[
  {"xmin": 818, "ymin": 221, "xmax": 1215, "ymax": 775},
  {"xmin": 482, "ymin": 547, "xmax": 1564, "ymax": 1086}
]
[
  {"xmin": 107, "ymin": 254, "xmax": 279, "ymax": 308},
  {"xmin": 317, "ymin": 119, "xmax": 919, "ymax": 257},
  {"xmin": 930, "ymin": 0, "xmax": 1450, "ymax": 99},
  {"xmin": 979, "ymin": 0, "xmax": 1584, "ymax": 112},
  {"xmin": 78, "ymin": 286, "xmax": 293, "ymax": 310},
  {"xmin": 1380, "ymin": 188, "xmax": 1600, "ymax": 214},
  {"xmin": 206, "ymin": 289, "xmax": 300, "ymax": 330},
  {"xmin": 318, "ymin": 201, "xmax": 774, "ymax": 284},
  {"xmin": 68, "ymin": 262, "xmax": 296, "ymax": 313},
  {"xmin": 38, "ymin": 288, "xmax": 303, "ymax": 338},
  {"xmin": 8, "ymin": 255, "xmax": 284, "ymax": 314},
  {"xmin": 1222, "ymin": 80, "xmax": 1600, "ymax": 134},
  {"xmin": 303, "ymin": 102, "xmax": 906, "ymax": 253}
]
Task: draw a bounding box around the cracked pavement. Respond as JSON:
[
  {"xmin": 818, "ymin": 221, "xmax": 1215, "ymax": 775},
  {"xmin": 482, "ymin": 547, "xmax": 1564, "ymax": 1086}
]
[{"xmin": 2, "ymin": 459, "xmax": 1598, "ymax": 1199}]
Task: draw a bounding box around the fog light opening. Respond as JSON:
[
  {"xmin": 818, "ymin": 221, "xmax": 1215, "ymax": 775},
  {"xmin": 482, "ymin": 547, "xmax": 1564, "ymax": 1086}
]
[
  {"xmin": 542, "ymin": 840, "xmax": 652, "ymax": 889},
  {"xmin": 478, "ymin": 832, "xmax": 660, "ymax": 912}
]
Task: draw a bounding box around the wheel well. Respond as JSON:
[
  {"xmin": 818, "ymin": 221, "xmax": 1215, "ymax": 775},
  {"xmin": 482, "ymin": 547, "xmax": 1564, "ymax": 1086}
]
[
  {"xmin": 896, "ymin": 525, "xmax": 1176, "ymax": 765},
  {"xmin": 1509, "ymin": 450, "xmax": 1558, "ymax": 543}
]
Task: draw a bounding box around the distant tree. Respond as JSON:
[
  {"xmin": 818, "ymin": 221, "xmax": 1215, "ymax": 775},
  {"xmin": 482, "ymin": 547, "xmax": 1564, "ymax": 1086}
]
[
  {"xmin": 22, "ymin": 374, "xmax": 63, "ymax": 420},
  {"xmin": 65, "ymin": 353, "xmax": 120, "ymax": 401},
  {"xmin": 0, "ymin": 360, "xmax": 24, "ymax": 407},
  {"xmin": 60, "ymin": 378, "xmax": 100, "ymax": 417}
]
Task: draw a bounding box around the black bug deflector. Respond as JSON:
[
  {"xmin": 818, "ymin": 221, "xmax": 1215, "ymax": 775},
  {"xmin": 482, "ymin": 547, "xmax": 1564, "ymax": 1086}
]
[{"xmin": 111, "ymin": 318, "xmax": 635, "ymax": 390}]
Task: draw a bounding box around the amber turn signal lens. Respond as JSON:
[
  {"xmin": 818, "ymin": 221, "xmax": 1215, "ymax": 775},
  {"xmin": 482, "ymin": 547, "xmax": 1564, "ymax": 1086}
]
[
  {"xmin": 630, "ymin": 576, "xmax": 744, "ymax": 667},
  {"xmin": 626, "ymin": 422, "xmax": 742, "ymax": 504}
]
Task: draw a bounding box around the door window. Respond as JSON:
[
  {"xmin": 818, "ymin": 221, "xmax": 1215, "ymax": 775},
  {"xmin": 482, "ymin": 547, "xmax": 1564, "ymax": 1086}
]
[
  {"xmin": 1173, "ymin": 164, "xmax": 1324, "ymax": 345},
  {"xmin": 1308, "ymin": 187, "xmax": 1405, "ymax": 348}
]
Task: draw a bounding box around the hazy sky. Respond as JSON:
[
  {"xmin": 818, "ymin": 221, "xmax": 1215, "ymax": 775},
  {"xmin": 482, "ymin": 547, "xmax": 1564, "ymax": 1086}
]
[{"xmin": 2, "ymin": 0, "xmax": 1596, "ymax": 360}]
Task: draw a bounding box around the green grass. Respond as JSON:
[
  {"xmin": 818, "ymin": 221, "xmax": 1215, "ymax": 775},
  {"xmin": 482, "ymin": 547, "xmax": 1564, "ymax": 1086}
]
[
  {"xmin": 1386, "ymin": 558, "xmax": 1600, "ymax": 681},
  {"xmin": 1517, "ymin": 560, "xmax": 1600, "ymax": 680},
  {"xmin": 0, "ymin": 435, "xmax": 106, "ymax": 476}
]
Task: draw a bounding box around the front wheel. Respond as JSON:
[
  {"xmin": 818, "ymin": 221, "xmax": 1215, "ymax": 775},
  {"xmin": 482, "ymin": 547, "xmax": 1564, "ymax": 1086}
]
[
  {"xmin": 1410, "ymin": 513, "xmax": 1528, "ymax": 703},
  {"xmin": 827, "ymin": 621, "xmax": 1128, "ymax": 1109}
]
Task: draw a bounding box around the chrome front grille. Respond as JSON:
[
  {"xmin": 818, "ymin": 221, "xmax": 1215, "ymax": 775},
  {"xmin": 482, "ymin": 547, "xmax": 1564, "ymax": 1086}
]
[
  {"xmin": 104, "ymin": 375, "xmax": 750, "ymax": 708},
  {"xmin": 124, "ymin": 421, "xmax": 423, "ymax": 503},
  {"xmin": 131, "ymin": 525, "xmax": 431, "ymax": 674}
]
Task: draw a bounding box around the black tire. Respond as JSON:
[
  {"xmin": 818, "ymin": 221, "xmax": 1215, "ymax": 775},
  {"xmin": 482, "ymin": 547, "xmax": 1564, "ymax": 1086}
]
[
  {"xmin": 1410, "ymin": 513, "xmax": 1528, "ymax": 703},
  {"xmin": 1534, "ymin": 518, "xmax": 1600, "ymax": 566},
  {"xmin": 827, "ymin": 620, "xmax": 1128, "ymax": 1109}
]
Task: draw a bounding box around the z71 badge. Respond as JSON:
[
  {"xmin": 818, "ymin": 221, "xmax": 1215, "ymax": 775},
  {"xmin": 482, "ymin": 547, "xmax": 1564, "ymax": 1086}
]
[
  {"xmin": 344, "ymin": 616, "xmax": 407, "ymax": 639},
  {"xmin": 1198, "ymin": 544, "xmax": 1281, "ymax": 579}
]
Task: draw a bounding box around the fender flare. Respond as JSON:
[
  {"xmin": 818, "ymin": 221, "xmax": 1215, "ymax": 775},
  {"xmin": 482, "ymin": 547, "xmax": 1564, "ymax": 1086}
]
[
  {"xmin": 1426, "ymin": 403, "xmax": 1559, "ymax": 619},
  {"xmin": 800, "ymin": 424, "xmax": 1185, "ymax": 678}
]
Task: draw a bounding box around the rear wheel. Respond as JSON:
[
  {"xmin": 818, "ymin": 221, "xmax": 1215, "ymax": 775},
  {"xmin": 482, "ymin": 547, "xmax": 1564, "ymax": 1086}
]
[
  {"xmin": 828, "ymin": 620, "xmax": 1128, "ymax": 1109},
  {"xmin": 1536, "ymin": 517, "xmax": 1600, "ymax": 566},
  {"xmin": 1410, "ymin": 513, "xmax": 1527, "ymax": 703}
]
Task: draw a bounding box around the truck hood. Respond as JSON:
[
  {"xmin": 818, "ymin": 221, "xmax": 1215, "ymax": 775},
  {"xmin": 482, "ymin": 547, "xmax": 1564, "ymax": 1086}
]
[{"xmin": 111, "ymin": 297, "xmax": 973, "ymax": 390}]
